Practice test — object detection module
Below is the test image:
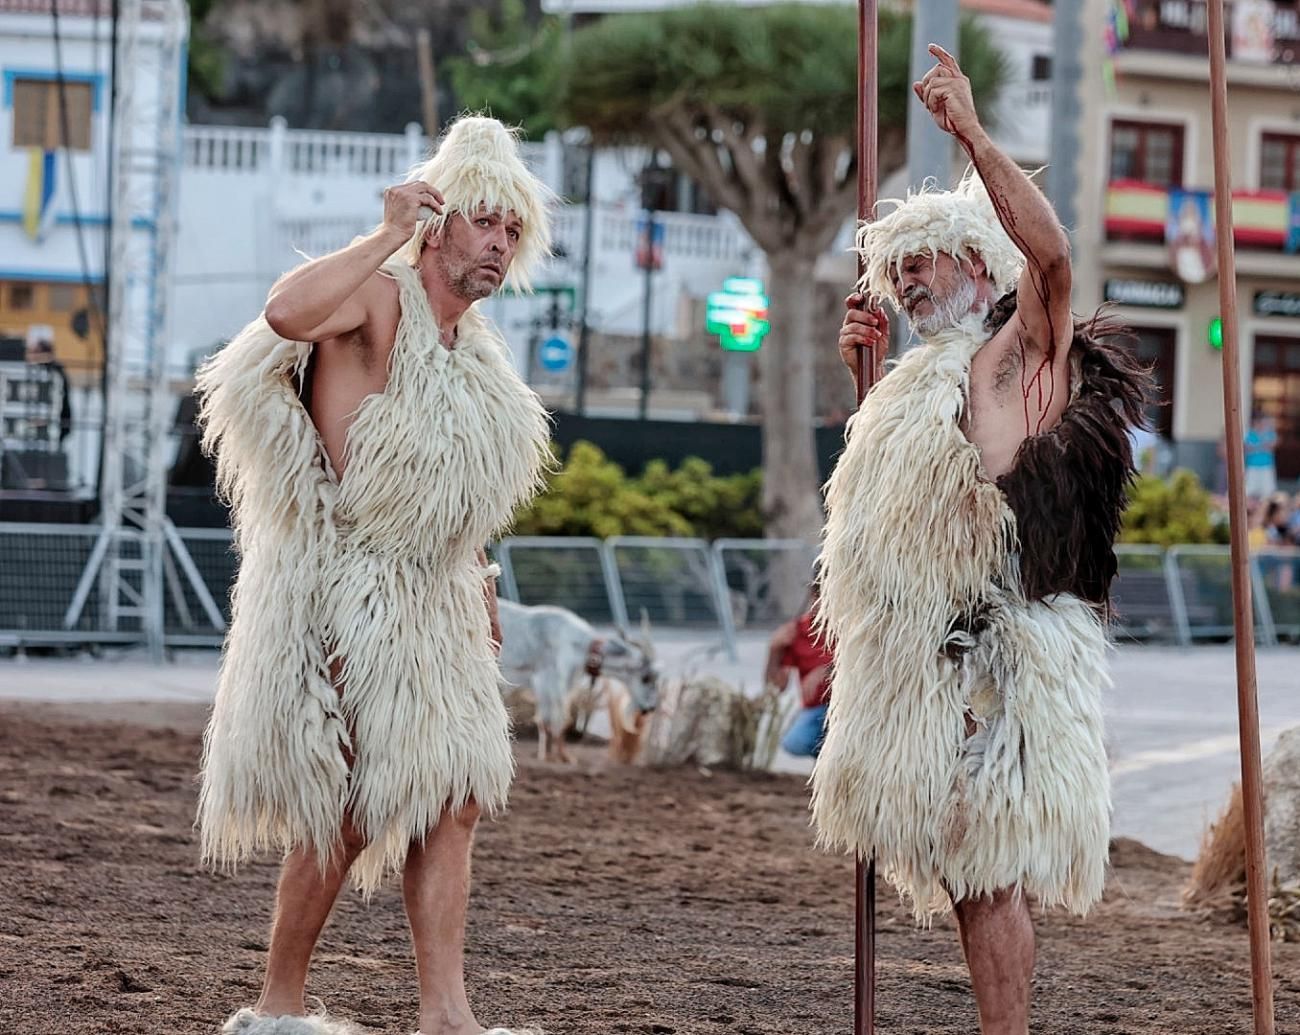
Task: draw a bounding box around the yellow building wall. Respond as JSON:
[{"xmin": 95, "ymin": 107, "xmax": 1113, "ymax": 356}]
[{"xmin": 0, "ymin": 279, "xmax": 105, "ymax": 384}]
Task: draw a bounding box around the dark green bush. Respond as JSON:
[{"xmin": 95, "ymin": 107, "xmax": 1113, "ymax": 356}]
[
  {"xmin": 1120, "ymin": 469, "xmax": 1228, "ymax": 547},
  {"xmin": 510, "ymin": 441, "xmax": 763, "ymax": 539}
]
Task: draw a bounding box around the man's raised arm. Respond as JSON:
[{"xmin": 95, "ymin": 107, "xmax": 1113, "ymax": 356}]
[
  {"xmin": 263, "ymin": 181, "xmax": 444, "ymax": 343},
  {"xmin": 914, "ymin": 44, "xmax": 1072, "ymax": 355}
]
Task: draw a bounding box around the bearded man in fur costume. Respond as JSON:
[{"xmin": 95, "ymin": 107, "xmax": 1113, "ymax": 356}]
[
  {"xmin": 195, "ymin": 116, "xmax": 553, "ymax": 1035},
  {"xmin": 815, "ymin": 46, "xmax": 1151, "ymax": 1035}
]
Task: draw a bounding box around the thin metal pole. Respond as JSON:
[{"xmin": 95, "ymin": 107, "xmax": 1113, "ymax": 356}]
[
  {"xmin": 574, "ymin": 143, "xmax": 596, "ymax": 414},
  {"xmin": 1205, "ymin": 4, "xmax": 1274, "ymax": 1032},
  {"xmin": 638, "ymin": 211, "xmax": 655, "ymax": 421},
  {"xmin": 855, "ymin": 4, "xmax": 878, "ymax": 1035}
]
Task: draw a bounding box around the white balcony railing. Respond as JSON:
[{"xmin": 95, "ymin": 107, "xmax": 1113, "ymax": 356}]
[
  {"xmin": 272, "ymin": 205, "xmax": 753, "ymax": 270},
  {"xmin": 552, "ymin": 205, "xmax": 751, "ymax": 266},
  {"xmin": 183, "ymin": 119, "xmax": 550, "ymax": 179}
]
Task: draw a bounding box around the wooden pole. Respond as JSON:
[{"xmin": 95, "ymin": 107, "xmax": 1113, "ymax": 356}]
[
  {"xmin": 1204, "ymin": 3, "xmax": 1275, "ymax": 1033},
  {"xmin": 856, "ymin": 1, "xmax": 881, "ymax": 402},
  {"xmin": 416, "ymin": 28, "xmax": 439, "ymax": 138},
  {"xmin": 854, "ymin": 4, "xmax": 878, "ymax": 1035}
]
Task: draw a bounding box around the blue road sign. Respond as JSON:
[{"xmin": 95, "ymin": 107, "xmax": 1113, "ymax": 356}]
[{"xmin": 539, "ymin": 335, "xmax": 572, "ymax": 372}]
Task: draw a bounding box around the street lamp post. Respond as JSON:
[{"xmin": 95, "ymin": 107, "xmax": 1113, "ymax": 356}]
[{"xmin": 637, "ymin": 161, "xmax": 672, "ymax": 421}]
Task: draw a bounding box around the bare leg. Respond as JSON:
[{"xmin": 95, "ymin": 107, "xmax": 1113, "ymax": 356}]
[
  {"xmin": 537, "ymin": 719, "xmax": 570, "ymax": 764},
  {"xmin": 257, "ymin": 654, "xmax": 363, "ymax": 1017},
  {"xmin": 404, "ymin": 800, "xmax": 483, "ymax": 1035},
  {"xmin": 952, "ymin": 887, "xmax": 1035, "ymax": 1035},
  {"xmin": 256, "ymin": 819, "xmax": 368, "ymax": 1016}
]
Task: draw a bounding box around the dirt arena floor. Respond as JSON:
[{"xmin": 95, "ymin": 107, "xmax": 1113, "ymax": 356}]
[{"xmin": 1, "ymin": 702, "xmax": 1296, "ymax": 1035}]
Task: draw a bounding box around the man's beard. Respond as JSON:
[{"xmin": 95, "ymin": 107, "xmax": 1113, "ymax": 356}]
[
  {"xmin": 908, "ymin": 277, "xmax": 982, "ymax": 337},
  {"xmin": 447, "ymin": 263, "xmax": 499, "ymax": 302},
  {"xmin": 433, "ymin": 247, "xmax": 501, "ymax": 302}
]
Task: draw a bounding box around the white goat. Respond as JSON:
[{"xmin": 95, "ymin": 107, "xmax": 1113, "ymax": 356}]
[{"xmin": 497, "ymin": 599, "xmax": 660, "ymax": 762}]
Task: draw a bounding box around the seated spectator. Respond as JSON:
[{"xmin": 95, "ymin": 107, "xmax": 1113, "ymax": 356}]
[
  {"xmin": 764, "ymin": 583, "xmax": 834, "ymax": 759},
  {"xmin": 1267, "ymin": 495, "xmax": 1295, "ymax": 547}
]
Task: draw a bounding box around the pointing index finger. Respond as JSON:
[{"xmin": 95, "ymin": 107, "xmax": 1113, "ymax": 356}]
[{"xmin": 928, "ymin": 44, "xmax": 960, "ymax": 72}]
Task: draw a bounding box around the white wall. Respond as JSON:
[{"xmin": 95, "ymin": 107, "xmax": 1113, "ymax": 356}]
[
  {"xmin": 0, "ymin": 12, "xmax": 112, "ymax": 282},
  {"xmin": 170, "ymin": 123, "xmax": 762, "ymax": 374},
  {"xmin": 980, "ymin": 12, "xmax": 1053, "ymax": 167}
]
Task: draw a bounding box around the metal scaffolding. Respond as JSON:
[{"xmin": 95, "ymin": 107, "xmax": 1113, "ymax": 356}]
[{"xmin": 64, "ymin": 0, "xmax": 222, "ymax": 658}]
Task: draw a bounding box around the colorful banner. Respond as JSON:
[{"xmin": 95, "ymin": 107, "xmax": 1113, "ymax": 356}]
[
  {"xmin": 21, "ymin": 148, "xmax": 57, "ymax": 243},
  {"xmin": 634, "ymin": 216, "xmax": 664, "ymax": 271},
  {"xmin": 1166, "ymin": 188, "xmax": 1217, "ymax": 284},
  {"xmin": 1286, "ymin": 194, "xmax": 1300, "ymax": 254},
  {"xmin": 1102, "ymin": 0, "xmax": 1133, "ymax": 97},
  {"xmin": 1232, "ymin": 0, "xmax": 1276, "ymax": 64}
]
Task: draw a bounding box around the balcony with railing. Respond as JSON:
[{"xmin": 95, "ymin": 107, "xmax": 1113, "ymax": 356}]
[
  {"xmin": 182, "ymin": 118, "xmax": 558, "ymax": 187},
  {"xmin": 1123, "ymin": 0, "xmax": 1300, "ymax": 64},
  {"xmin": 1105, "ymin": 179, "xmax": 1294, "ymax": 246}
]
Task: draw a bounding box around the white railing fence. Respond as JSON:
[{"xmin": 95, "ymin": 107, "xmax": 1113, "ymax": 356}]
[{"xmin": 184, "ymin": 119, "xmax": 554, "ymax": 182}]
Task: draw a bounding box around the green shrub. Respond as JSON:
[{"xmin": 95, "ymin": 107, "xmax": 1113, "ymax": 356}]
[
  {"xmin": 510, "ymin": 441, "xmax": 763, "ymax": 539},
  {"xmin": 1121, "ymin": 469, "xmax": 1226, "ymax": 547},
  {"xmin": 635, "ymin": 457, "xmax": 764, "ymax": 539}
]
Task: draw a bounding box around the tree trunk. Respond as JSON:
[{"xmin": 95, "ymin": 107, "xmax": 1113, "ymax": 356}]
[{"xmin": 761, "ymin": 250, "xmax": 824, "ymax": 545}]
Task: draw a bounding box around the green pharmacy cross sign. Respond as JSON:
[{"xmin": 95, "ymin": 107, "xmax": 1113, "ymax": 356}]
[{"xmin": 706, "ymin": 277, "xmax": 771, "ymax": 352}]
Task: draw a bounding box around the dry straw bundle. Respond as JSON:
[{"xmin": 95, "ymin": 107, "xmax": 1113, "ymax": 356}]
[{"xmin": 1183, "ymin": 727, "xmax": 1300, "ymax": 942}]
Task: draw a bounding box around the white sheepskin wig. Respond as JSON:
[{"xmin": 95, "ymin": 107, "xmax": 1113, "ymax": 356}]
[
  {"xmin": 402, "ymin": 115, "xmax": 555, "ymax": 293},
  {"xmin": 854, "ymin": 167, "xmax": 1025, "ymax": 310}
]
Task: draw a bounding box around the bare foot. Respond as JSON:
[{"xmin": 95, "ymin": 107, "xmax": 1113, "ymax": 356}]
[
  {"xmin": 254, "ymin": 995, "xmax": 307, "ymax": 1018},
  {"xmin": 416, "ymin": 1002, "xmax": 483, "ymax": 1035}
]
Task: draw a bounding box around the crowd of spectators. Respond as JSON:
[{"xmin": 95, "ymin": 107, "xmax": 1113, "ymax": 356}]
[{"xmin": 1248, "ymin": 492, "xmax": 1300, "ymax": 550}]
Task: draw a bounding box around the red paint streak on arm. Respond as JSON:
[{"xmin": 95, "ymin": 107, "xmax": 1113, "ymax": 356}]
[{"xmin": 952, "ymin": 121, "xmax": 1063, "ymax": 439}]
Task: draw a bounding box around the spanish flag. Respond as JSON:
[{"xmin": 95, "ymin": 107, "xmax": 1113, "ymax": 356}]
[{"xmin": 22, "ymin": 147, "xmax": 57, "ymax": 243}]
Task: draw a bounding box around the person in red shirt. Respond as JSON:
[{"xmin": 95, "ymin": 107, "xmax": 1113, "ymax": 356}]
[{"xmin": 763, "ymin": 583, "xmax": 835, "ymax": 758}]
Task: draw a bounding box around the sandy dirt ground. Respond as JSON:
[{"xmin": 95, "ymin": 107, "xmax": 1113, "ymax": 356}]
[{"xmin": 1, "ymin": 701, "xmax": 1296, "ymax": 1035}]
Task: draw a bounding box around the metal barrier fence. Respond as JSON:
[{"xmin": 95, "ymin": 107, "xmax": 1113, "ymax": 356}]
[
  {"xmin": 1165, "ymin": 545, "xmax": 1279, "ymax": 647},
  {"xmin": 0, "ymin": 521, "xmax": 230, "ymax": 649},
  {"xmin": 711, "ymin": 538, "xmax": 820, "ymax": 631},
  {"xmin": 1110, "ymin": 544, "xmax": 1175, "ymax": 642},
  {"xmin": 3, "ymin": 525, "xmax": 1298, "ymax": 652},
  {"xmin": 494, "ymin": 536, "xmax": 621, "ymax": 625},
  {"xmin": 1256, "ymin": 547, "xmax": 1300, "ymax": 642}
]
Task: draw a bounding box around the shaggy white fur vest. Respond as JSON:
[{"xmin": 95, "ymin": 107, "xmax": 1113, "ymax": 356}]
[
  {"xmin": 195, "ymin": 261, "xmax": 550, "ymax": 893},
  {"xmin": 813, "ymin": 315, "xmax": 1110, "ymax": 921}
]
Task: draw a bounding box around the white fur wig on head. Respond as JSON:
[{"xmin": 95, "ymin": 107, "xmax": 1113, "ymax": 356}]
[
  {"xmin": 854, "ymin": 167, "xmax": 1025, "ymax": 309},
  {"xmin": 403, "ymin": 115, "xmax": 555, "ymax": 292}
]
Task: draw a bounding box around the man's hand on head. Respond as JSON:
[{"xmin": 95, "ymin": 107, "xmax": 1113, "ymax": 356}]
[
  {"xmin": 382, "ymin": 182, "xmax": 446, "ymax": 242},
  {"xmin": 913, "ymin": 44, "xmax": 982, "ymax": 141}
]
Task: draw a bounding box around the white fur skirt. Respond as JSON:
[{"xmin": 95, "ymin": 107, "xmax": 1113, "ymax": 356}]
[
  {"xmin": 198, "ymin": 537, "xmax": 513, "ymax": 895},
  {"xmin": 811, "ymin": 592, "xmax": 1111, "ymax": 922}
]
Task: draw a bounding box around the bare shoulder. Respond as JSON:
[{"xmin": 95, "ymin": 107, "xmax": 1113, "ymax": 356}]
[
  {"xmin": 321, "ymin": 272, "xmax": 400, "ymax": 365},
  {"xmin": 359, "ymin": 271, "xmax": 401, "ymax": 336}
]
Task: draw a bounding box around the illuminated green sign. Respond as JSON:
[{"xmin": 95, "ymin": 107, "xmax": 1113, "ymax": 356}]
[
  {"xmin": 1209, "ymin": 316, "xmax": 1223, "ymax": 350},
  {"xmin": 706, "ymin": 277, "xmax": 770, "ymax": 352}
]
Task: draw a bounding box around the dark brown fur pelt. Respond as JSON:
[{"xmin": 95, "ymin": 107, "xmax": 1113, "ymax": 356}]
[{"xmin": 985, "ymin": 293, "xmax": 1155, "ymax": 612}]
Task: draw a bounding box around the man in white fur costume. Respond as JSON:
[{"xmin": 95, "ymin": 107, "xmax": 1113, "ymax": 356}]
[
  {"xmin": 816, "ymin": 46, "xmax": 1151, "ymax": 1035},
  {"xmin": 195, "ymin": 116, "xmax": 553, "ymax": 1035}
]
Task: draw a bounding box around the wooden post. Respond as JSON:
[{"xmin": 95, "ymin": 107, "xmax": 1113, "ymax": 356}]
[
  {"xmin": 1204, "ymin": 3, "xmax": 1275, "ymax": 1033},
  {"xmin": 854, "ymin": 5, "xmax": 878, "ymax": 1035},
  {"xmin": 416, "ymin": 28, "xmax": 439, "ymax": 138}
]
